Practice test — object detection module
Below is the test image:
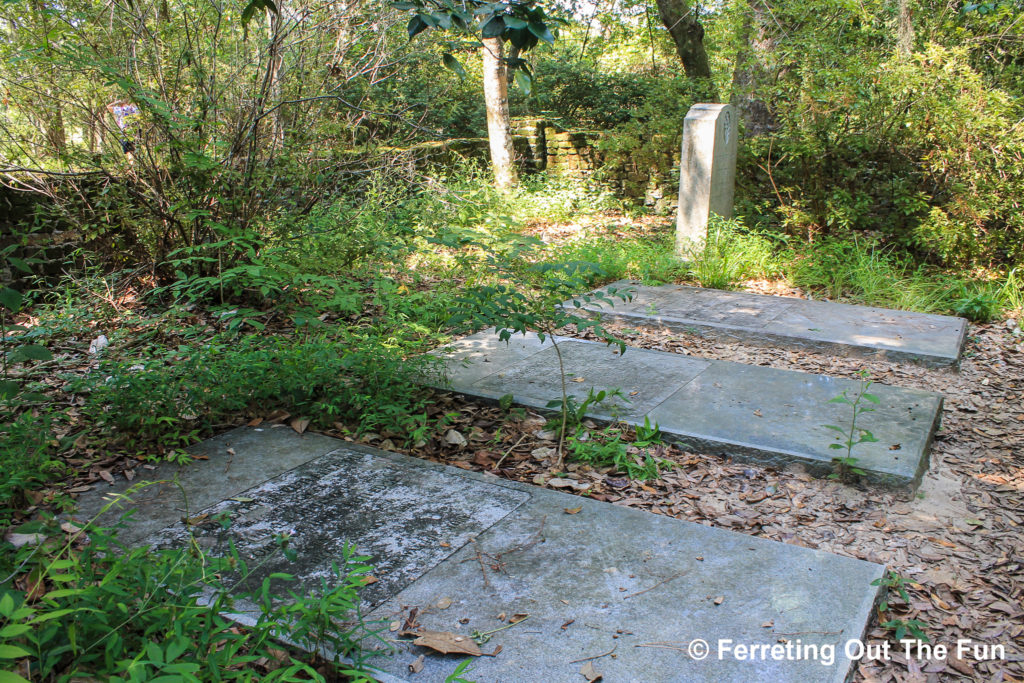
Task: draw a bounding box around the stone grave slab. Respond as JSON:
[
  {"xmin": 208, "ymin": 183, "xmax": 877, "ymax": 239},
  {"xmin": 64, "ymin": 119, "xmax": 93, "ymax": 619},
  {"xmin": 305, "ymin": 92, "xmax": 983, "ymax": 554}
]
[
  {"xmin": 77, "ymin": 428, "xmax": 886, "ymax": 683},
  {"xmin": 74, "ymin": 426, "xmax": 342, "ymax": 544},
  {"xmin": 431, "ymin": 330, "xmax": 943, "ymax": 488},
  {"xmin": 573, "ymin": 281, "xmax": 968, "ymax": 367}
]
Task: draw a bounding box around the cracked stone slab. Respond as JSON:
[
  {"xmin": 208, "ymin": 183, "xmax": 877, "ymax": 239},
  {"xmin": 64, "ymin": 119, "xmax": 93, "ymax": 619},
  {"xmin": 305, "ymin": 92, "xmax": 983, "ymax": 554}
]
[
  {"xmin": 74, "ymin": 426, "xmax": 343, "ymax": 544},
  {"xmin": 146, "ymin": 437, "xmax": 530, "ymax": 606},
  {"xmin": 82, "ymin": 428, "xmax": 885, "ymax": 683},
  {"xmin": 573, "ymin": 281, "xmax": 968, "ymax": 368},
  {"xmin": 431, "ymin": 330, "xmax": 943, "ymax": 488}
]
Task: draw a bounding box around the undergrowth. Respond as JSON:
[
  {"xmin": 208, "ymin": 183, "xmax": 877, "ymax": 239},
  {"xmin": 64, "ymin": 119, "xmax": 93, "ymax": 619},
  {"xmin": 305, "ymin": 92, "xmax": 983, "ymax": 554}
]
[{"xmin": 0, "ymin": 501, "xmax": 386, "ymax": 681}]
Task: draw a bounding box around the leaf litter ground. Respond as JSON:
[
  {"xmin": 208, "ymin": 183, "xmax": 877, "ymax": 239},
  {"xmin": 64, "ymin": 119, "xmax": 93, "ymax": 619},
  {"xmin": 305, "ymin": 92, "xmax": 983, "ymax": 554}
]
[{"xmin": 337, "ymin": 315, "xmax": 1024, "ymax": 683}]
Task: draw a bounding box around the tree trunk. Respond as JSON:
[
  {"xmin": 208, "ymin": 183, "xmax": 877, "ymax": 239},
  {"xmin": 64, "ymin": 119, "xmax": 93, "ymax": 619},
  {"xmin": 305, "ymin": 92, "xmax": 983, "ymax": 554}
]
[
  {"xmin": 730, "ymin": 1, "xmax": 778, "ymax": 137},
  {"xmin": 654, "ymin": 0, "xmax": 713, "ymax": 82},
  {"xmin": 481, "ymin": 36, "xmax": 518, "ymax": 190},
  {"xmin": 897, "ymin": 0, "xmax": 914, "ymax": 56}
]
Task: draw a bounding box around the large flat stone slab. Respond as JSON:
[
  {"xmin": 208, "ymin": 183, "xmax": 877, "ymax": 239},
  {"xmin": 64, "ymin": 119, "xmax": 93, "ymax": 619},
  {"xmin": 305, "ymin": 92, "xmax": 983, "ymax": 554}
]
[
  {"xmin": 431, "ymin": 330, "xmax": 943, "ymax": 488},
  {"xmin": 74, "ymin": 426, "xmax": 342, "ymax": 544},
  {"xmin": 575, "ymin": 281, "xmax": 968, "ymax": 368},
  {"xmin": 79, "ymin": 428, "xmax": 886, "ymax": 683}
]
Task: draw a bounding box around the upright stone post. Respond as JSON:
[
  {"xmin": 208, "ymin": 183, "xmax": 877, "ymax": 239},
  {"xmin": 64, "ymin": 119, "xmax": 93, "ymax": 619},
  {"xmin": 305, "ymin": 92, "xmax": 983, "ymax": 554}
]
[{"xmin": 675, "ymin": 103, "xmax": 738, "ymax": 256}]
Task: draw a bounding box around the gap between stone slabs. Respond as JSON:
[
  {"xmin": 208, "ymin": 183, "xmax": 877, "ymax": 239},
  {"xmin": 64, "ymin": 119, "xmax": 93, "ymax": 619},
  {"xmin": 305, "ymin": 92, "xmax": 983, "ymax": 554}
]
[
  {"xmin": 430, "ymin": 330, "xmax": 943, "ymax": 489},
  {"xmin": 79, "ymin": 427, "xmax": 887, "ymax": 683},
  {"xmin": 570, "ymin": 281, "xmax": 968, "ymax": 368}
]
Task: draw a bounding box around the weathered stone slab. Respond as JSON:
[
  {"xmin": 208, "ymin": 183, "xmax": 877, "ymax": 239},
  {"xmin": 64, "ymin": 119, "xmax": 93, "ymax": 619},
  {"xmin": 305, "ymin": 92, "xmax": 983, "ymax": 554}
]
[
  {"xmin": 74, "ymin": 426, "xmax": 342, "ymax": 544},
  {"xmin": 147, "ymin": 439, "xmax": 530, "ymax": 606},
  {"xmin": 90, "ymin": 428, "xmax": 885, "ymax": 683},
  {"xmin": 431, "ymin": 330, "xmax": 943, "ymax": 488},
  {"xmin": 576, "ymin": 281, "xmax": 968, "ymax": 368}
]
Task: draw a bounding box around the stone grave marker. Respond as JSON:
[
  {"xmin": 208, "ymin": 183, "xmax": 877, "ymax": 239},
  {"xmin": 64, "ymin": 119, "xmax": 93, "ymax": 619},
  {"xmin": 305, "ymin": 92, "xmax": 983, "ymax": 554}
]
[{"xmin": 676, "ymin": 103, "xmax": 738, "ymax": 255}]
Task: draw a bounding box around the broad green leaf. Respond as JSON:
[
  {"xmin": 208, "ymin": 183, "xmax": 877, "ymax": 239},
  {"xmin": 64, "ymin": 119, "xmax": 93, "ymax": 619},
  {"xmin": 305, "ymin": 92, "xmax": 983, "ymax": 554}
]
[
  {"xmin": 0, "ymin": 670, "xmax": 31, "ymax": 683},
  {"xmin": 503, "ymin": 16, "xmax": 527, "ymax": 28},
  {"xmin": 863, "ymin": 393, "xmax": 880, "ymax": 404},
  {"xmin": 10, "ymin": 344, "xmax": 52, "ymax": 362},
  {"xmin": 407, "ymin": 14, "xmax": 428, "ymax": 38},
  {"xmin": 442, "ymin": 53, "xmax": 467, "ymax": 79},
  {"xmin": 0, "ymin": 644, "xmax": 32, "ymax": 659},
  {"xmin": 0, "ymin": 286, "xmax": 22, "ymax": 312},
  {"xmin": 527, "ymin": 21, "xmax": 554, "ymax": 44},
  {"xmin": 513, "ymin": 69, "xmax": 532, "ymax": 95},
  {"xmin": 6, "ymin": 257, "xmax": 31, "ymax": 274},
  {"xmin": 0, "ymin": 380, "xmax": 19, "ymax": 399},
  {"xmin": 480, "ymin": 15, "xmax": 504, "ymax": 37}
]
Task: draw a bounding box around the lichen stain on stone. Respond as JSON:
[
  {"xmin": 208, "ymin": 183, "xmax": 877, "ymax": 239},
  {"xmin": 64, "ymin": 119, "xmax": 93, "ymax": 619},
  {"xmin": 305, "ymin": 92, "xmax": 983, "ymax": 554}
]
[{"xmin": 147, "ymin": 448, "xmax": 530, "ymax": 606}]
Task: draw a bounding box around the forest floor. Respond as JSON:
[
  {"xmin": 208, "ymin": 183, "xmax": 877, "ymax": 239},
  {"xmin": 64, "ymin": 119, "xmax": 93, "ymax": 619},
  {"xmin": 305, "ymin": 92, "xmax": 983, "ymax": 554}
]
[{"xmin": 46, "ymin": 214, "xmax": 1024, "ymax": 683}]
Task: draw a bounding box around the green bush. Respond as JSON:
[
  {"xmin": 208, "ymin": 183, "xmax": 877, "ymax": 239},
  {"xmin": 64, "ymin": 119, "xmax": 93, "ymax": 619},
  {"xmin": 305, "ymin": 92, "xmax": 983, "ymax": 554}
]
[
  {"xmin": 0, "ymin": 413, "xmax": 63, "ymax": 526},
  {"xmin": 0, "ymin": 513, "xmax": 384, "ymax": 681},
  {"xmin": 70, "ymin": 332, "xmax": 442, "ymax": 452},
  {"xmin": 684, "ymin": 216, "xmax": 783, "ymax": 290}
]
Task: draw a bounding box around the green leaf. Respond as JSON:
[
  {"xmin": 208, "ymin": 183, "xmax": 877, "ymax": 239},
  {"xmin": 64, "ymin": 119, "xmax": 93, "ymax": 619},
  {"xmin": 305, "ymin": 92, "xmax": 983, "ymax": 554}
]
[
  {"xmin": 527, "ymin": 21, "xmax": 554, "ymax": 44},
  {"xmin": 0, "ymin": 644, "xmax": 32, "ymax": 659},
  {"xmin": 10, "ymin": 344, "xmax": 52, "ymax": 362},
  {"xmin": 0, "ymin": 624, "xmax": 30, "ymax": 638},
  {"xmin": 513, "ymin": 69, "xmax": 532, "ymax": 95},
  {"xmin": 6, "ymin": 257, "xmax": 31, "ymax": 274},
  {"xmin": 862, "ymin": 393, "xmax": 880, "ymax": 404},
  {"xmin": 0, "ymin": 287, "xmax": 22, "ymax": 312},
  {"xmin": 0, "ymin": 380, "xmax": 19, "ymax": 399},
  {"xmin": 407, "ymin": 14, "xmax": 428, "ymax": 38},
  {"xmin": 391, "ymin": 0, "xmax": 418, "ymax": 8},
  {"xmin": 442, "ymin": 53, "xmax": 467, "ymax": 79},
  {"xmin": 480, "ymin": 15, "xmax": 505, "ymax": 37},
  {"xmin": 0, "ymin": 670, "xmax": 31, "ymax": 683},
  {"xmin": 503, "ymin": 16, "xmax": 527, "ymax": 29}
]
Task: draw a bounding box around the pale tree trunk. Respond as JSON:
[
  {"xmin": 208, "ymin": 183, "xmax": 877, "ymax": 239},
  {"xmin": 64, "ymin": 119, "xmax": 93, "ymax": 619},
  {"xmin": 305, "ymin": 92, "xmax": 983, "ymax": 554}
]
[
  {"xmin": 655, "ymin": 0, "xmax": 714, "ymax": 87},
  {"xmin": 481, "ymin": 36, "xmax": 518, "ymax": 190},
  {"xmin": 897, "ymin": 0, "xmax": 914, "ymax": 56},
  {"xmin": 730, "ymin": 1, "xmax": 778, "ymax": 137}
]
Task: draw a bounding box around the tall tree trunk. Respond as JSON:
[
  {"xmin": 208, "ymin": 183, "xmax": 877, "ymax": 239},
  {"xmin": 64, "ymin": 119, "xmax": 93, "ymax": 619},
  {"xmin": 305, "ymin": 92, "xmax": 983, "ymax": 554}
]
[
  {"xmin": 482, "ymin": 36, "xmax": 518, "ymax": 189},
  {"xmin": 654, "ymin": 0, "xmax": 713, "ymax": 83},
  {"xmin": 730, "ymin": 1, "xmax": 778, "ymax": 137},
  {"xmin": 897, "ymin": 0, "xmax": 914, "ymax": 56}
]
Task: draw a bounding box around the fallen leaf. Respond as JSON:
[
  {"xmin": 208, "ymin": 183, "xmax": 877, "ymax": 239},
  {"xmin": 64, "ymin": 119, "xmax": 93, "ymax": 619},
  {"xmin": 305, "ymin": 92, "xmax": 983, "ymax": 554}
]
[
  {"xmin": 412, "ymin": 630, "xmax": 483, "ymax": 656},
  {"xmin": 436, "ymin": 597, "xmax": 452, "ymax": 609},
  {"xmin": 60, "ymin": 521, "xmax": 83, "ymax": 534},
  {"xmin": 564, "ymin": 506, "xmax": 583, "ymax": 515},
  {"xmin": 98, "ymin": 469, "xmax": 115, "ymax": 485},
  {"xmin": 509, "ymin": 612, "xmax": 529, "ymax": 624},
  {"xmin": 290, "ymin": 417, "xmax": 310, "ymax": 434},
  {"xmin": 444, "ymin": 429, "xmax": 467, "ymax": 447},
  {"xmin": 580, "ymin": 661, "xmax": 603, "ymax": 682},
  {"xmin": 68, "ymin": 485, "xmax": 92, "ymax": 493},
  {"xmin": 247, "ymin": 417, "xmax": 264, "ymax": 427},
  {"xmin": 713, "ymin": 596, "xmax": 724, "ymax": 605},
  {"xmin": 360, "ymin": 575, "xmax": 379, "ymax": 586}
]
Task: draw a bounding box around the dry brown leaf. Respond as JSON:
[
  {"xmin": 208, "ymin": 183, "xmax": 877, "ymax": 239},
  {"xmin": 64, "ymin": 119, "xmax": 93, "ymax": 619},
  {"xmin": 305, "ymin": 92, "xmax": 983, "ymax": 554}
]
[
  {"xmin": 290, "ymin": 418, "xmax": 310, "ymax": 434},
  {"xmin": 509, "ymin": 612, "xmax": 529, "ymax": 624},
  {"xmin": 564, "ymin": 506, "xmax": 583, "ymax": 515},
  {"xmin": 580, "ymin": 661, "xmax": 603, "ymax": 682},
  {"xmin": 436, "ymin": 597, "xmax": 453, "ymax": 609},
  {"xmin": 412, "ymin": 630, "xmax": 483, "ymax": 656},
  {"xmin": 98, "ymin": 469, "xmax": 114, "ymax": 485}
]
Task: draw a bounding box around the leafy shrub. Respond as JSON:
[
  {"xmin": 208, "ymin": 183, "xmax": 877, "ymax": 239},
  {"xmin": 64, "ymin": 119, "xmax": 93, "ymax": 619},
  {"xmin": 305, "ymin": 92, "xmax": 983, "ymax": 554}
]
[
  {"xmin": 0, "ymin": 513, "xmax": 384, "ymax": 681},
  {"xmin": 70, "ymin": 332, "xmax": 442, "ymax": 451},
  {"xmin": 0, "ymin": 413, "xmax": 63, "ymax": 526}
]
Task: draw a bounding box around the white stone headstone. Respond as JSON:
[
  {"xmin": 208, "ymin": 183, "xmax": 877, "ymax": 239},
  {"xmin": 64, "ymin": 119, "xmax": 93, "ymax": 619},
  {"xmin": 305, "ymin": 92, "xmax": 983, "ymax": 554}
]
[{"xmin": 675, "ymin": 103, "xmax": 738, "ymax": 255}]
